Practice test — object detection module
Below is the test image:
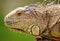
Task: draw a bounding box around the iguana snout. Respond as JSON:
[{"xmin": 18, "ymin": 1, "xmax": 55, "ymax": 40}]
[{"xmin": 4, "ymin": 7, "xmax": 26, "ymax": 27}]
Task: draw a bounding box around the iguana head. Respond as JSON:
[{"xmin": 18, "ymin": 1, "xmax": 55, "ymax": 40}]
[{"xmin": 4, "ymin": 5, "xmax": 40, "ymax": 36}]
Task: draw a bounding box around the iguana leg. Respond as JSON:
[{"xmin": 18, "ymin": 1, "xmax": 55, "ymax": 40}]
[
  {"xmin": 50, "ymin": 18, "xmax": 60, "ymax": 41},
  {"xmin": 35, "ymin": 37, "xmax": 55, "ymax": 41}
]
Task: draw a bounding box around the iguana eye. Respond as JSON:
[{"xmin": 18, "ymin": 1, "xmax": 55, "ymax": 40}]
[
  {"xmin": 16, "ymin": 10, "xmax": 25, "ymax": 16},
  {"xmin": 17, "ymin": 13, "xmax": 21, "ymax": 16}
]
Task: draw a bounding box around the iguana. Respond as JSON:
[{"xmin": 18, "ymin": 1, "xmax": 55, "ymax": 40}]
[{"xmin": 4, "ymin": 0, "xmax": 60, "ymax": 41}]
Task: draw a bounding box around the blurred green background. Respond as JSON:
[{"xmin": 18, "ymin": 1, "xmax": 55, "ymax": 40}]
[{"xmin": 0, "ymin": 0, "xmax": 60, "ymax": 41}]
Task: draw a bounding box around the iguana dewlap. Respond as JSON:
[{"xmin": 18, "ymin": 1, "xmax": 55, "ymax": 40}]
[{"xmin": 4, "ymin": 3, "xmax": 60, "ymax": 41}]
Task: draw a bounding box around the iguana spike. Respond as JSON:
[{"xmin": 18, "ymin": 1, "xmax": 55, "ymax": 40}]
[
  {"xmin": 47, "ymin": 0, "xmax": 54, "ymax": 5},
  {"xmin": 42, "ymin": 0, "xmax": 47, "ymax": 5},
  {"xmin": 47, "ymin": 0, "xmax": 59, "ymax": 5},
  {"xmin": 54, "ymin": 0, "xmax": 59, "ymax": 4}
]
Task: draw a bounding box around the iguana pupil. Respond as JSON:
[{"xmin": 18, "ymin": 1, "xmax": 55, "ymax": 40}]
[{"xmin": 18, "ymin": 13, "xmax": 21, "ymax": 16}]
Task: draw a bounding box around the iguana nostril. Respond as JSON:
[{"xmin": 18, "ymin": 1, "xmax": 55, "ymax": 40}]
[{"xmin": 5, "ymin": 21, "xmax": 13, "ymax": 25}]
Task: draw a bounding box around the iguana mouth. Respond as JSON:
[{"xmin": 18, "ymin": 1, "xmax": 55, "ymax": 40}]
[
  {"xmin": 10, "ymin": 27, "xmax": 25, "ymax": 32},
  {"xmin": 5, "ymin": 20, "xmax": 18, "ymax": 25}
]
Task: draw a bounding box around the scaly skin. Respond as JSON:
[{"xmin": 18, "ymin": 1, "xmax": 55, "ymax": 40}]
[{"xmin": 4, "ymin": 2, "xmax": 60, "ymax": 41}]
